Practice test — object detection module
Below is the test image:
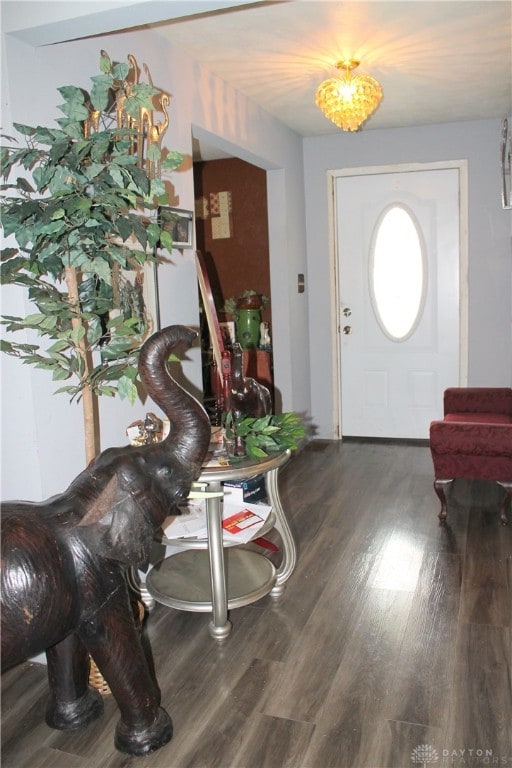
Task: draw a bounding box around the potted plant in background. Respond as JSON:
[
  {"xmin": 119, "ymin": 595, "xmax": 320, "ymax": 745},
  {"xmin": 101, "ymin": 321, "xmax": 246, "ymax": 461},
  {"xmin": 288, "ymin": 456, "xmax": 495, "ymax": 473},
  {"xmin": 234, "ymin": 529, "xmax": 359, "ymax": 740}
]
[
  {"xmin": 0, "ymin": 50, "xmax": 183, "ymax": 463},
  {"xmin": 222, "ymin": 289, "xmax": 270, "ymax": 349}
]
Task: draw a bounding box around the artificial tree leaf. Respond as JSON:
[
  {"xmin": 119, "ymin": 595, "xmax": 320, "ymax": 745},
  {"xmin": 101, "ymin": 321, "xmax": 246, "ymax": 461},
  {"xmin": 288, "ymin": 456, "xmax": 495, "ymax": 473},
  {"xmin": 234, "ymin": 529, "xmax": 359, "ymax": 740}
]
[
  {"xmin": 70, "ymin": 324, "xmax": 86, "ymax": 344},
  {"xmin": 107, "ymin": 165, "xmax": 124, "ymax": 188},
  {"xmin": 128, "ymin": 166, "xmax": 150, "ymax": 196},
  {"xmin": 118, "ymin": 374, "xmax": 138, "ymax": 404},
  {"xmin": 52, "ymin": 366, "xmax": 72, "ymax": 381},
  {"xmin": 48, "ymin": 167, "xmax": 74, "ymax": 195},
  {"xmin": 146, "ymin": 221, "xmax": 161, "ymax": 248},
  {"xmin": 100, "ymin": 337, "xmax": 135, "ymax": 359},
  {"xmin": 116, "ymin": 216, "xmax": 133, "ymax": 242},
  {"xmin": 89, "ymin": 256, "xmax": 112, "ymax": 284},
  {"xmin": 32, "ymin": 165, "xmax": 53, "ymax": 191},
  {"xmin": 100, "ymin": 51, "xmax": 112, "ymax": 74},
  {"xmin": 49, "ymin": 141, "xmax": 70, "ymax": 164},
  {"xmin": 90, "ymin": 74, "xmax": 113, "ymax": 112},
  {"xmin": 149, "ymin": 178, "xmax": 167, "ymax": 201},
  {"xmin": 84, "ymin": 162, "xmax": 105, "ymax": 181},
  {"xmin": 86, "ymin": 318, "xmax": 104, "ymax": 347},
  {"xmin": 47, "ymin": 339, "xmax": 70, "ymax": 353},
  {"xmin": 90, "ymin": 135, "xmax": 110, "ymax": 162},
  {"xmin": 15, "ymin": 177, "xmax": 35, "ymax": 194},
  {"xmin": 12, "ymin": 123, "xmax": 36, "ymax": 137},
  {"xmin": 0, "ymin": 248, "xmax": 19, "ymax": 262},
  {"xmin": 162, "ymin": 151, "xmax": 184, "ymax": 171},
  {"xmin": 112, "ymin": 61, "xmax": 130, "ymax": 81},
  {"xmin": 159, "ymin": 230, "xmax": 173, "ymax": 252}
]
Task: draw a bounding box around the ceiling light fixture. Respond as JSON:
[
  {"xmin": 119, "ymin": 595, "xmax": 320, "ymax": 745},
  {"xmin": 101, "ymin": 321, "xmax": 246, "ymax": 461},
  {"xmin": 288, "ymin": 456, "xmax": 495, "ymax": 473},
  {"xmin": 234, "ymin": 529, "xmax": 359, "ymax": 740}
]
[{"xmin": 315, "ymin": 59, "xmax": 383, "ymax": 132}]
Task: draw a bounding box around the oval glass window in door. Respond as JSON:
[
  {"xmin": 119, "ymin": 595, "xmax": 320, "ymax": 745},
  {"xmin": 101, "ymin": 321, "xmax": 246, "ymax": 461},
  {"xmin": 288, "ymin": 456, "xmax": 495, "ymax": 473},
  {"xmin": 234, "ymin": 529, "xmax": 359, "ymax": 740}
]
[{"xmin": 369, "ymin": 204, "xmax": 426, "ymax": 341}]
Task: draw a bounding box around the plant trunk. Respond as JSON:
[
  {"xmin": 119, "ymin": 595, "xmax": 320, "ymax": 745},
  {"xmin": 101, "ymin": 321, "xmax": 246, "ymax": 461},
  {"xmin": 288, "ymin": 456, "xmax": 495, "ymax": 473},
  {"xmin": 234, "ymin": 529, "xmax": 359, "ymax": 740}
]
[{"xmin": 64, "ymin": 266, "xmax": 98, "ymax": 464}]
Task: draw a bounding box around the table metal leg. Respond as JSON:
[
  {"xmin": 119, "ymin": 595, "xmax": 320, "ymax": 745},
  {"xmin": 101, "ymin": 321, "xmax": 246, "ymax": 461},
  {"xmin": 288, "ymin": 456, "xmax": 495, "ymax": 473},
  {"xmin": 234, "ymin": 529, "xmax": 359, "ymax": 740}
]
[
  {"xmin": 265, "ymin": 467, "xmax": 297, "ymax": 596},
  {"xmin": 205, "ymin": 481, "xmax": 232, "ymax": 640}
]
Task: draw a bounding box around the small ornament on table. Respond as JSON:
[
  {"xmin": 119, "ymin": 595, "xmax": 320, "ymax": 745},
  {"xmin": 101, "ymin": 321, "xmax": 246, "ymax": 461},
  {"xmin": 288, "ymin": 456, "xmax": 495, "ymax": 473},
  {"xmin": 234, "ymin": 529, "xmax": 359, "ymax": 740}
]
[
  {"xmin": 259, "ymin": 321, "xmax": 271, "ymax": 349},
  {"xmin": 126, "ymin": 413, "xmax": 164, "ymax": 446}
]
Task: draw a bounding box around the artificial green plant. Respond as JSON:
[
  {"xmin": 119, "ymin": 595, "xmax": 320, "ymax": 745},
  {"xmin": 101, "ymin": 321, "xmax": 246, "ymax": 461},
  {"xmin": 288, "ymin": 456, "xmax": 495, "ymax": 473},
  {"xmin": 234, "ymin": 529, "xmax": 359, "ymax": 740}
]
[
  {"xmin": 0, "ymin": 51, "xmax": 182, "ymax": 462},
  {"xmin": 224, "ymin": 411, "xmax": 306, "ymax": 461}
]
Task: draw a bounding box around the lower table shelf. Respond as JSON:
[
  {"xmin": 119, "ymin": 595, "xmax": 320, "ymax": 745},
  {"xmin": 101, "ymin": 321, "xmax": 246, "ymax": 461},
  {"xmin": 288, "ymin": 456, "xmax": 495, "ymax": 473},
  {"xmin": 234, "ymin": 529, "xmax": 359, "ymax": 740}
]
[{"xmin": 147, "ymin": 548, "xmax": 276, "ymax": 612}]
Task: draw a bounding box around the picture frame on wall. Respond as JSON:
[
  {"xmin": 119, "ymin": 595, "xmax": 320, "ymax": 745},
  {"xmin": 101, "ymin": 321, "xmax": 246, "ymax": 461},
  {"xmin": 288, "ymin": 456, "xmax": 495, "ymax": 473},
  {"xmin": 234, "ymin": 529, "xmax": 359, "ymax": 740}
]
[
  {"xmin": 101, "ymin": 261, "xmax": 160, "ymax": 364},
  {"xmin": 105, "ymin": 210, "xmax": 161, "ymax": 339},
  {"xmin": 158, "ymin": 206, "xmax": 194, "ymax": 248},
  {"xmin": 119, "ymin": 261, "xmax": 160, "ymax": 337}
]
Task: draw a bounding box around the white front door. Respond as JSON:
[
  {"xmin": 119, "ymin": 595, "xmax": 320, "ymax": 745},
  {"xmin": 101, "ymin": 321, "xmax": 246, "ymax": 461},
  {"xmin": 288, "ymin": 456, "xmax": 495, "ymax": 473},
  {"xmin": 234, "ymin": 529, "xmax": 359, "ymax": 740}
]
[{"xmin": 336, "ymin": 165, "xmax": 466, "ymax": 439}]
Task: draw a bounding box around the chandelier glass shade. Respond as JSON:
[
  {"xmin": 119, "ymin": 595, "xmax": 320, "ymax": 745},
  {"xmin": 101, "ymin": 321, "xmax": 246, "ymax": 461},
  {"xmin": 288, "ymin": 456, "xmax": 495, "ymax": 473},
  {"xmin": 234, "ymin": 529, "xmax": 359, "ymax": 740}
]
[{"xmin": 315, "ymin": 59, "xmax": 382, "ymax": 132}]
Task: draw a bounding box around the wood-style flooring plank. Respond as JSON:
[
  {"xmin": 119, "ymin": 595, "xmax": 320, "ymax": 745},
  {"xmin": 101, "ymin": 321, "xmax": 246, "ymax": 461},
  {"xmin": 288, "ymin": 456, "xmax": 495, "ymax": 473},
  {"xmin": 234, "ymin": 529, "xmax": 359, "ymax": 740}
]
[
  {"xmin": 261, "ymin": 550, "xmax": 377, "ymax": 723},
  {"xmin": 159, "ymin": 658, "xmax": 293, "ymax": 768},
  {"xmin": 232, "ymin": 714, "xmax": 315, "ymax": 768},
  {"xmin": 382, "ymin": 550, "xmax": 462, "ymax": 729},
  {"xmin": 297, "ymin": 587, "xmax": 413, "ymax": 768},
  {"xmin": 444, "ymin": 622, "xmax": 512, "ymax": 758}
]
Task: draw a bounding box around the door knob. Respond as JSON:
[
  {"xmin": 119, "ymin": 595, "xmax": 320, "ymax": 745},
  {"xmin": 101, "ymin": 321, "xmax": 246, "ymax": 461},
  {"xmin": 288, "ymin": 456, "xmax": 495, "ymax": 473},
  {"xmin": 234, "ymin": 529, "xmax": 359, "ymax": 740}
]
[{"xmin": 342, "ymin": 325, "xmax": 352, "ymax": 335}]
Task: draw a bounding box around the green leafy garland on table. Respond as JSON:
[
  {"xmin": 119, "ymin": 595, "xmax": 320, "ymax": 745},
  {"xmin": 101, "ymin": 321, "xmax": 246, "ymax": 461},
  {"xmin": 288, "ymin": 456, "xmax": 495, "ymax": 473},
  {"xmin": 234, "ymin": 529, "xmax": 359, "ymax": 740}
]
[{"xmin": 223, "ymin": 410, "xmax": 306, "ymax": 461}]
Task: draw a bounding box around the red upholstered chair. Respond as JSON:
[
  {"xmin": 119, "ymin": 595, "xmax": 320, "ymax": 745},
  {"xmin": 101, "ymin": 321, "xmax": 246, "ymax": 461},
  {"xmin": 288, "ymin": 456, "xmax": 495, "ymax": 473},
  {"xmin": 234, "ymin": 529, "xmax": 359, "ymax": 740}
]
[{"xmin": 429, "ymin": 388, "xmax": 512, "ymax": 524}]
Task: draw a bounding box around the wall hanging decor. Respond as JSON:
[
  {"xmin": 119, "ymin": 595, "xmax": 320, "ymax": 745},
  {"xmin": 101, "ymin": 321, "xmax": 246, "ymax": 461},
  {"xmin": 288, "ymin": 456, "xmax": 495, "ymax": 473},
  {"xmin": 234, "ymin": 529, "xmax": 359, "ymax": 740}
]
[{"xmin": 158, "ymin": 207, "xmax": 194, "ymax": 248}]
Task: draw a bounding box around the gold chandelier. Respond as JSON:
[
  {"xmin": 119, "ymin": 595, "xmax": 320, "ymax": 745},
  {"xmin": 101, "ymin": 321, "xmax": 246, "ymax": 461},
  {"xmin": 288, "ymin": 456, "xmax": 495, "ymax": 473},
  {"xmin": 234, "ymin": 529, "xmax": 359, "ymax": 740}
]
[{"xmin": 315, "ymin": 59, "xmax": 382, "ymax": 132}]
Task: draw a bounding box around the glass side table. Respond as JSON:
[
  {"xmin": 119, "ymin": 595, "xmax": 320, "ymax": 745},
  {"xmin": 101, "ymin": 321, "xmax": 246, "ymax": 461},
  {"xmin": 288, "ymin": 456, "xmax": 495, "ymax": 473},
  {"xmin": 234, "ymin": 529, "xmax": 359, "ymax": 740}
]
[{"xmin": 146, "ymin": 450, "xmax": 296, "ymax": 640}]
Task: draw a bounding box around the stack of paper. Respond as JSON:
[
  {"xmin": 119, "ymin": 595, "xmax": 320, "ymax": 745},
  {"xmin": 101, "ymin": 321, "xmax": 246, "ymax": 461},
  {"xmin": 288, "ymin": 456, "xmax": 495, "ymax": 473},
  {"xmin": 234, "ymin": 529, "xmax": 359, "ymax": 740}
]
[{"xmin": 162, "ymin": 491, "xmax": 272, "ymax": 544}]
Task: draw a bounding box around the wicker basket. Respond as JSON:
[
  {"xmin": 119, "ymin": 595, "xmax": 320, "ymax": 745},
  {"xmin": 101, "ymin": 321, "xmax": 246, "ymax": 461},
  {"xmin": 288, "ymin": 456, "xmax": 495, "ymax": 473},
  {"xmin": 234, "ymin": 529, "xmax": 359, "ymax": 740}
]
[
  {"xmin": 89, "ymin": 656, "xmax": 112, "ymax": 696},
  {"xmin": 88, "ymin": 600, "xmax": 146, "ymax": 696}
]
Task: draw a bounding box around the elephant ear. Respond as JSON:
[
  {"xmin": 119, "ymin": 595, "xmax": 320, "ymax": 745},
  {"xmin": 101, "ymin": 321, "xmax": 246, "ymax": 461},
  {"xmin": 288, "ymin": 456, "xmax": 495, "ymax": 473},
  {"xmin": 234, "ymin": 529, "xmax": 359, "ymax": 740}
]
[
  {"xmin": 77, "ymin": 476, "xmax": 119, "ymax": 527},
  {"xmin": 76, "ymin": 469, "xmax": 158, "ymax": 565}
]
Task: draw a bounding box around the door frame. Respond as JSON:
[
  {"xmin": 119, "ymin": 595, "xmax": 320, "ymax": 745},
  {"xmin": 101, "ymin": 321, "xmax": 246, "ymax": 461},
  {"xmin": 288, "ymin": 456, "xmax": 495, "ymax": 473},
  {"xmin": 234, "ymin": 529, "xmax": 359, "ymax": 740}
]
[{"xmin": 327, "ymin": 160, "xmax": 469, "ymax": 439}]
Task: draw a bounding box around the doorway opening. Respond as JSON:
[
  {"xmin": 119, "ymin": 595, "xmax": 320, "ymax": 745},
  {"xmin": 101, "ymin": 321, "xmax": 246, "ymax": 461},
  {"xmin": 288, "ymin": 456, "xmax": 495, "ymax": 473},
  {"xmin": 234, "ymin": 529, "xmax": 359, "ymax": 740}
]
[{"xmin": 192, "ymin": 135, "xmax": 274, "ymax": 417}]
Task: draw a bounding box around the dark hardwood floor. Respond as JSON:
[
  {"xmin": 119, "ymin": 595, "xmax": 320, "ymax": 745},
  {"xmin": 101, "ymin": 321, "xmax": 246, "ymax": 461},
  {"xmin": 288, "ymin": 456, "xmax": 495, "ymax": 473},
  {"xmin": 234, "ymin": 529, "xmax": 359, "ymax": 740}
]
[{"xmin": 2, "ymin": 440, "xmax": 511, "ymax": 768}]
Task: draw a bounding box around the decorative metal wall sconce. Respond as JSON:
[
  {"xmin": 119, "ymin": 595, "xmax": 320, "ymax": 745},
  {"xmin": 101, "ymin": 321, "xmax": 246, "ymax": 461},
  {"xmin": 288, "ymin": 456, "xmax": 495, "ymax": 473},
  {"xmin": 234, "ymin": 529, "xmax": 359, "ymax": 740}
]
[
  {"xmin": 501, "ymin": 118, "xmax": 511, "ymax": 209},
  {"xmin": 84, "ymin": 52, "xmax": 170, "ymax": 180}
]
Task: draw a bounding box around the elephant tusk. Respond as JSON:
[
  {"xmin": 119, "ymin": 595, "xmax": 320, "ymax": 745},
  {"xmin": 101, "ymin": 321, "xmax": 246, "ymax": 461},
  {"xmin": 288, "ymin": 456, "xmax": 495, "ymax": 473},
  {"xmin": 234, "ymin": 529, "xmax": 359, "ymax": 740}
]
[{"xmin": 188, "ymin": 482, "xmax": 224, "ymax": 500}]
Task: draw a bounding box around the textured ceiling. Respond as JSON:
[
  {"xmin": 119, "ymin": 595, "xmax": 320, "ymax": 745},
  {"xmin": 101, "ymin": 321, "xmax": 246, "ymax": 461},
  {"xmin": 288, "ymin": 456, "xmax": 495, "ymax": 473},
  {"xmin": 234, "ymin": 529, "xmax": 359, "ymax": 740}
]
[{"xmin": 151, "ymin": 0, "xmax": 512, "ymax": 137}]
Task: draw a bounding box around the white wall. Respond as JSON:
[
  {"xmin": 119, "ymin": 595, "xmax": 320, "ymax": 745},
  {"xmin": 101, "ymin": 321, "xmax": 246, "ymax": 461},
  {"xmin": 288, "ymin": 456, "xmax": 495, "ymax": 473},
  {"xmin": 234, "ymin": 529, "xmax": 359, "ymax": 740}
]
[
  {"xmin": 1, "ymin": 28, "xmax": 309, "ymax": 500},
  {"xmin": 304, "ymin": 120, "xmax": 512, "ymax": 439}
]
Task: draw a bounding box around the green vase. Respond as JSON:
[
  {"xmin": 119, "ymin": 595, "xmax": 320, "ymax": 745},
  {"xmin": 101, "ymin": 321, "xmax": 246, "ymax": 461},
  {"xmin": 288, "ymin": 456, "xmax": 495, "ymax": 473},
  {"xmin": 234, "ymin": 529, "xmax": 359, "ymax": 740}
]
[{"xmin": 235, "ymin": 308, "xmax": 261, "ymax": 349}]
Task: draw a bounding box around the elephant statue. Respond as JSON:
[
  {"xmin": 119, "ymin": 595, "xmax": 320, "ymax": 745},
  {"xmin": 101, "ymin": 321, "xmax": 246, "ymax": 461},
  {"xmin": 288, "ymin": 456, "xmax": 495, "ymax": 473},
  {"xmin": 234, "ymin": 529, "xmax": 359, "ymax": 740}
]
[
  {"xmin": 230, "ymin": 342, "xmax": 272, "ymax": 418},
  {"xmin": 1, "ymin": 325, "xmax": 211, "ymax": 756}
]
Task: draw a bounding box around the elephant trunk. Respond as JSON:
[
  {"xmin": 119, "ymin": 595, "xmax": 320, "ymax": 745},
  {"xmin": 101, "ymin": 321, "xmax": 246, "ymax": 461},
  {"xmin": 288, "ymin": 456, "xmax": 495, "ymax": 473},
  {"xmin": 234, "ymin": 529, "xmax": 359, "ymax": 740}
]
[{"xmin": 138, "ymin": 326, "xmax": 211, "ymax": 477}]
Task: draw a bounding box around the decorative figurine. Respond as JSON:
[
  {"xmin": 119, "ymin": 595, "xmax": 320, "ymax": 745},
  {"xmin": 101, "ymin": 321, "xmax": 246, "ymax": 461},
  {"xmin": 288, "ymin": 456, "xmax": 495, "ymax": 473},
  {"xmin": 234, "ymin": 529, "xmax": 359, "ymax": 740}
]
[
  {"xmin": 1, "ymin": 325, "xmax": 211, "ymax": 756},
  {"xmin": 230, "ymin": 342, "xmax": 272, "ymax": 418},
  {"xmin": 259, "ymin": 321, "xmax": 271, "ymax": 348}
]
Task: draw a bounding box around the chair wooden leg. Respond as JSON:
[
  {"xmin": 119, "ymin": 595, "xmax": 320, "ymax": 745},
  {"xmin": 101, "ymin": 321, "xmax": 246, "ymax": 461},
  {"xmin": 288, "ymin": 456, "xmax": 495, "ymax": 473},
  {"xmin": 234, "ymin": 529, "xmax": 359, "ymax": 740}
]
[
  {"xmin": 497, "ymin": 482, "xmax": 511, "ymax": 525},
  {"xmin": 434, "ymin": 479, "xmax": 453, "ymax": 523}
]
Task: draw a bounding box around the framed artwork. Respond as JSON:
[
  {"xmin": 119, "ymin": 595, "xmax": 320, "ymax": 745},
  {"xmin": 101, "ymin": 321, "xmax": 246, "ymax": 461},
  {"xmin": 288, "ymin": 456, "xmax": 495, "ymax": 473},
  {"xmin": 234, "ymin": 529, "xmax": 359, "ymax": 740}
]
[
  {"xmin": 110, "ymin": 261, "xmax": 160, "ymax": 339},
  {"xmin": 195, "ymin": 250, "xmax": 232, "ymax": 413},
  {"xmin": 104, "ymin": 210, "xmax": 160, "ymax": 341},
  {"xmin": 195, "ymin": 250, "xmax": 225, "ymax": 372},
  {"xmin": 158, "ymin": 206, "xmax": 194, "ymax": 248},
  {"xmin": 501, "ymin": 118, "xmax": 511, "ymax": 209}
]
